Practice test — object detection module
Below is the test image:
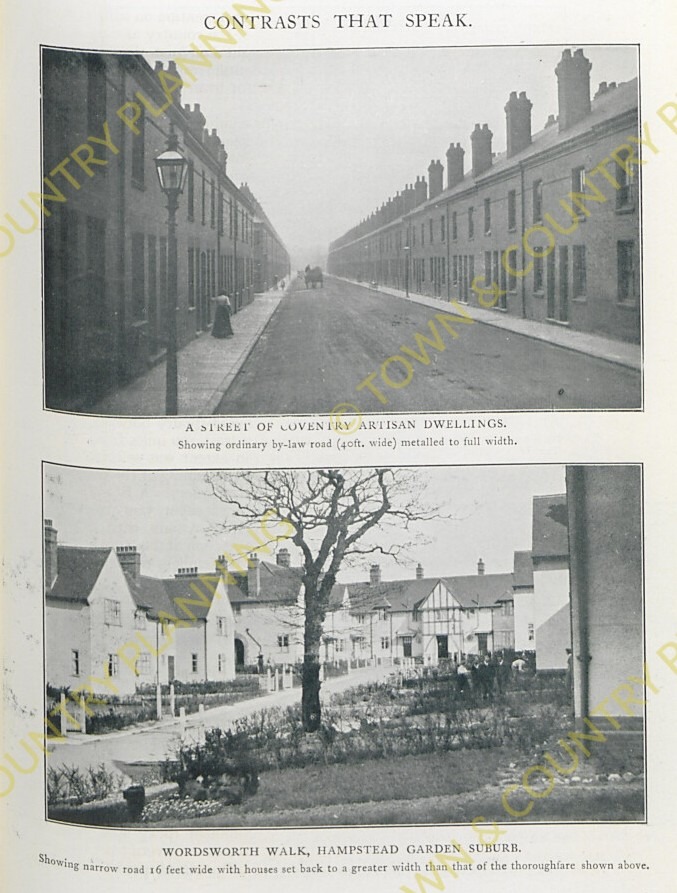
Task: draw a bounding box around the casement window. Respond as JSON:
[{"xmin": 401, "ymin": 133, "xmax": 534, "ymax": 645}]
[
  {"xmin": 104, "ymin": 599, "xmax": 122, "ymax": 626},
  {"xmin": 107, "ymin": 654, "xmax": 119, "ymax": 677},
  {"xmin": 216, "ymin": 616, "xmax": 228, "ymax": 636},
  {"xmin": 277, "ymin": 635, "xmax": 290, "ymax": 652},
  {"xmin": 71, "ymin": 650, "xmax": 80, "ymax": 676},
  {"xmin": 191, "ymin": 653, "xmax": 199, "ymax": 674},
  {"xmin": 136, "ymin": 653, "xmax": 151, "ymax": 675}
]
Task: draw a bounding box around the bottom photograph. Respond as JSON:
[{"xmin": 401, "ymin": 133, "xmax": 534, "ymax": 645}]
[{"xmin": 42, "ymin": 463, "xmax": 644, "ymax": 828}]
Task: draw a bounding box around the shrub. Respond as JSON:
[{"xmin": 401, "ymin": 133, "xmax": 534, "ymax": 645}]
[{"xmin": 47, "ymin": 764, "xmax": 122, "ymax": 805}]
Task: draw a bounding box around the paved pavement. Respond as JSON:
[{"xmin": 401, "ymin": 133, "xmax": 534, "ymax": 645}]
[
  {"xmin": 215, "ymin": 276, "xmax": 641, "ymax": 414},
  {"xmin": 89, "ymin": 282, "xmax": 291, "ymax": 417},
  {"xmin": 47, "ymin": 664, "xmax": 393, "ymax": 776},
  {"xmin": 351, "ymin": 277, "xmax": 641, "ymax": 371}
]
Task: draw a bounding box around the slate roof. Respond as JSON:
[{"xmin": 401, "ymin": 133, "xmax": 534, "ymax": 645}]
[
  {"xmin": 442, "ymin": 574, "xmax": 515, "ymax": 609},
  {"xmin": 46, "ymin": 545, "xmax": 112, "ymax": 603},
  {"xmin": 532, "ymin": 494, "xmax": 569, "ymax": 560},
  {"xmin": 513, "ymin": 550, "xmax": 535, "ymax": 588},
  {"xmin": 335, "ymin": 77, "xmax": 638, "ymax": 247}
]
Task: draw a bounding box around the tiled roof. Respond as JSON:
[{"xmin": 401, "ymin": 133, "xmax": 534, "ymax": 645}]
[
  {"xmin": 532, "ymin": 494, "xmax": 569, "ymax": 559},
  {"xmin": 229, "ymin": 560, "xmax": 304, "ymax": 604},
  {"xmin": 47, "ymin": 545, "xmax": 112, "ymax": 603},
  {"xmin": 513, "ymin": 550, "xmax": 534, "ymax": 588},
  {"xmin": 129, "ymin": 573, "xmax": 235, "ymax": 625},
  {"xmin": 340, "ymin": 573, "xmax": 514, "ymax": 614},
  {"xmin": 442, "ymin": 574, "xmax": 515, "ymax": 609}
]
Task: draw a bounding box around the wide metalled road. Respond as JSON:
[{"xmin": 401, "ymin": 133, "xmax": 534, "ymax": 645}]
[{"xmin": 215, "ymin": 277, "xmax": 640, "ymax": 415}]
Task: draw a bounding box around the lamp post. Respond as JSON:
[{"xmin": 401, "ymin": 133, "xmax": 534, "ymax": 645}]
[{"xmin": 155, "ymin": 124, "xmax": 188, "ymax": 415}]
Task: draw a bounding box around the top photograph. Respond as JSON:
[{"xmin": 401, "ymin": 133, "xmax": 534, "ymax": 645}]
[{"xmin": 41, "ymin": 43, "xmax": 642, "ymax": 416}]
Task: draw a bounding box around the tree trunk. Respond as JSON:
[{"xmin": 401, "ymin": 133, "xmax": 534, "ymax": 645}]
[
  {"xmin": 301, "ymin": 654, "xmax": 321, "ymax": 732},
  {"xmin": 301, "ymin": 580, "xmax": 324, "ymax": 732}
]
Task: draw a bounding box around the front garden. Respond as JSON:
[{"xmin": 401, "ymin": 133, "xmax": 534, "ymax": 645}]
[{"xmin": 47, "ymin": 670, "xmax": 644, "ymax": 826}]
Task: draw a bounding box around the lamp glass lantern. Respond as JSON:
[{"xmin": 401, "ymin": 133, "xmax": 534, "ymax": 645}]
[{"xmin": 154, "ymin": 131, "xmax": 188, "ymax": 195}]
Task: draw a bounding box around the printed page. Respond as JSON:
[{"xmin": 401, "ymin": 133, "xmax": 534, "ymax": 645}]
[{"xmin": 1, "ymin": 0, "xmax": 675, "ymax": 891}]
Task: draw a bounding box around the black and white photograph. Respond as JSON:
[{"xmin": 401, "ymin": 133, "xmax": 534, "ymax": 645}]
[
  {"xmin": 43, "ymin": 462, "xmax": 644, "ymax": 828},
  {"xmin": 41, "ymin": 44, "xmax": 642, "ymax": 417}
]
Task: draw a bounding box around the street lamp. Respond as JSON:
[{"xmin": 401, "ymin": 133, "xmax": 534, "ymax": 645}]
[{"xmin": 155, "ymin": 124, "xmax": 188, "ymax": 415}]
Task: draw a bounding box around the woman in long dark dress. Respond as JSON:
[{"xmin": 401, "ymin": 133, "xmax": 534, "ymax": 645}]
[{"xmin": 211, "ymin": 293, "xmax": 233, "ymax": 338}]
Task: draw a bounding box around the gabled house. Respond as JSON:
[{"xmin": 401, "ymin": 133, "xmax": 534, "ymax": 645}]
[
  {"xmin": 44, "ymin": 522, "xmax": 141, "ymax": 696},
  {"xmin": 323, "ymin": 560, "xmax": 516, "ymax": 666},
  {"xmin": 124, "ymin": 562, "xmax": 236, "ymax": 684},
  {"xmin": 226, "ymin": 549, "xmax": 305, "ymax": 668},
  {"xmin": 532, "ymin": 494, "xmax": 571, "ymax": 670}
]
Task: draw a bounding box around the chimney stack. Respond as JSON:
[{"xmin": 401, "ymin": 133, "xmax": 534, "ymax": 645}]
[
  {"xmin": 44, "ymin": 519, "xmax": 58, "ymax": 591},
  {"xmin": 446, "ymin": 143, "xmax": 465, "ymax": 189},
  {"xmin": 505, "ymin": 91, "xmax": 533, "ymax": 157},
  {"xmin": 175, "ymin": 566, "xmax": 199, "ymax": 578},
  {"xmin": 369, "ymin": 564, "xmax": 381, "ymax": 585},
  {"xmin": 427, "ymin": 160, "xmax": 444, "ymax": 200},
  {"xmin": 414, "ymin": 175, "xmax": 428, "ymax": 206},
  {"xmin": 166, "ymin": 60, "xmax": 182, "ymax": 107},
  {"xmin": 471, "ymin": 124, "xmax": 493, "ymax": 177},
  {"xmin": 276, "ymin": 548, "xmax": 290, "ymax": 568},
  {"xmin": 116, "ymin": 545, "xmax": 141, "ymax": 581},
  {"xmin": 248, "ymin": 553, "xmax": 260, "ymax": 597},
  {"xmin": 215, "ymin": 554, "xmax": 229, "ymax": 581},
  {"xmin": 416, "ymin": 563, "xmax": 424, "ymax": 580},
  {"xmin": 555, "ymin": 48, "xmax": 592, "ymax": 131},
  {"xmin": 477, "ymin": 557, "xmax": 485, "ymax": 576}
]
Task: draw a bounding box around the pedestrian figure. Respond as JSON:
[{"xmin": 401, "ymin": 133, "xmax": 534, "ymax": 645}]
[
  {"xmin": 456, "ymin": 659, "xmax": 469, "ymax": 693},
  {"xmin": 496, "ymin": 655, "xmax": 510, "ymax": 694},
  {"xmin": 257, "ymin": 653, "xmax": 264, "ymax": 675},
  {"xmin": 511, "ymin": 654, "xmax": 527, "ymax": 673},
  {"xmin": 211, "ymin": 293, "xmax": 233, "ymax": 338},
  {"xmin": 478, "ymin": 655, "xmax": 495, "ymax": 700}
]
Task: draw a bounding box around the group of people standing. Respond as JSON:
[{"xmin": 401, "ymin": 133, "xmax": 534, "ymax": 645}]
[{"xmin": 453, "ymin": 653, "xmax": 532, "ymax": 700}]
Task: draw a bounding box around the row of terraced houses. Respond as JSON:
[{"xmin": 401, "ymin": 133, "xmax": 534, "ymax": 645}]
[
  {"xmin": 42, "ymin": 49, "xmax": 290, "ymax": 411},
  {"xmin": 44, "ymin": 467, "xmax": 643, "ymax": 727},
  {"xmin": 327, "ymin": 49, "xmax": 641, "ymax": 344}
]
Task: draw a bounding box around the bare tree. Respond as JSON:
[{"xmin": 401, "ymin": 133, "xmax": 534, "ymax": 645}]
[{"xmin": 205, "ymin": 468, "xmax": 446, "ymax": 731}]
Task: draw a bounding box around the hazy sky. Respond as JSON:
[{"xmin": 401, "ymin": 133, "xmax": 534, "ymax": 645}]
[
  {"xmin": 44, "ymin": 464, "xmax": 565, "ymax": 583},
  {"xmin": 146, "ymin": 45, "xmax": 637, "ymax": 265}
]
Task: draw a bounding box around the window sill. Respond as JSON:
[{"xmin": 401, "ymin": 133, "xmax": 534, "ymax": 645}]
[
  {"xmin": 617, "ymin": 300, "xmax": 638, "ymax": 309},
  {"xmin": 615, "ymin": 206, "xmax": 635, "ymax": 215},
  {"xmin": 572, "ymin": 295, "xmax": 587, "ymax": 303},
  {"xmin": 547, "ymin": 318, "xmax": 571, "ymax": 327}
]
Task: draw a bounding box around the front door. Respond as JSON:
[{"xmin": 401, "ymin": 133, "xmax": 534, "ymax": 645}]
[
  {"xmin": 477, "ymin": 633, "xmax": 489, "ymax": 654},
  {"xmin": 234, "ymin": 638, "xmax": 245, "ymax": 668},
  {"xmin": 436, "ymin": 635, "xmax": 449, "ymax": 659}
]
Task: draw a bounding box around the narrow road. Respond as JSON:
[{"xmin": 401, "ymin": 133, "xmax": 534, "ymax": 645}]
[
  {"xmin": 215, "ymin": 277, "xmax": 640, "ymax": 414},
  {"xmin": 47, "ymin": 665, "xmax": 392, "ymax": 775}
]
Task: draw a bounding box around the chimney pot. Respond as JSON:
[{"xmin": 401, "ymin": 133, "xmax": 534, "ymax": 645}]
[
  {"xmin": 369, "ymin": 564, "xmax": 381, "ymax": 585},
  {"xmin": 416, "ymin": 563, "xmax": 424, "ymax": 580},
  {"xmin": 477, "ymin": 558, "xmax": 485, "ymax": 576}
]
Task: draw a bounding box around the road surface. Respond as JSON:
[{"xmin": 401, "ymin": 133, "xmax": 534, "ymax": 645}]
[{"xmin": 215, "ymin": 277, "xmax": 640, "ymax": 414}]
